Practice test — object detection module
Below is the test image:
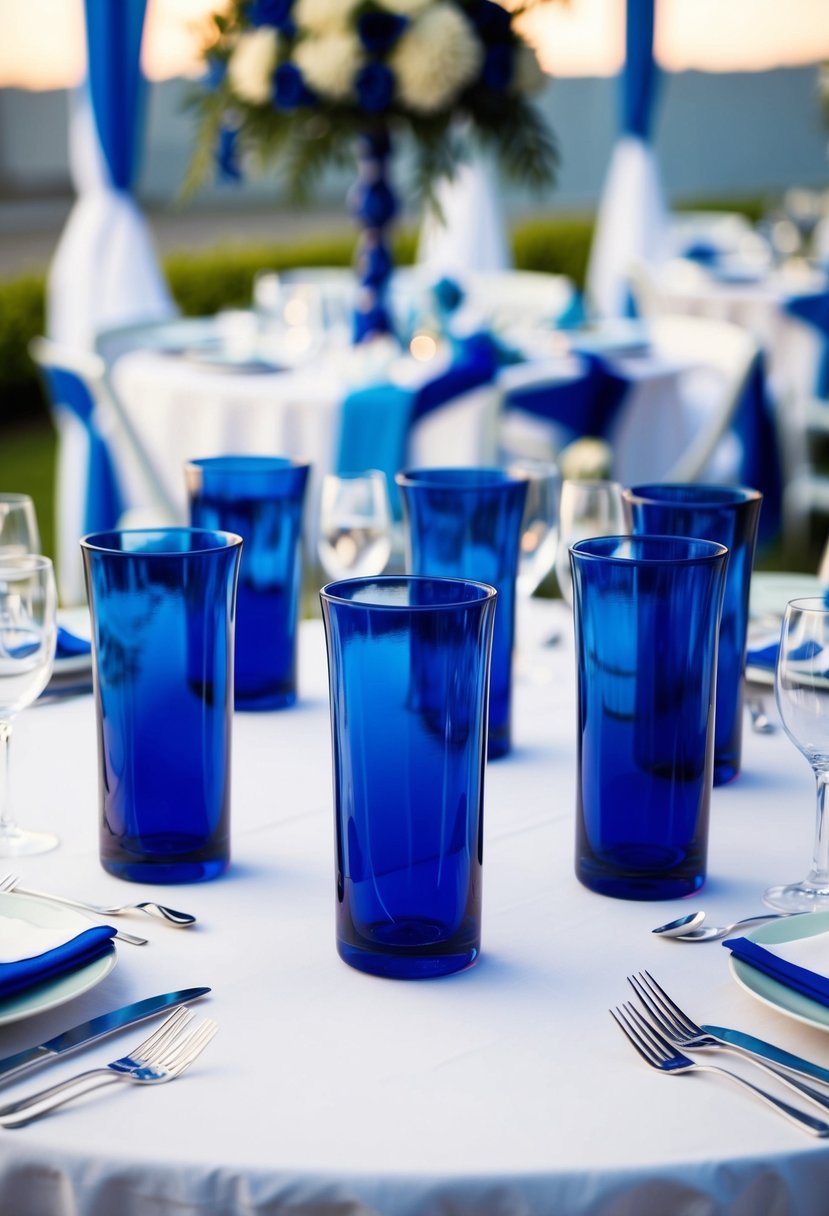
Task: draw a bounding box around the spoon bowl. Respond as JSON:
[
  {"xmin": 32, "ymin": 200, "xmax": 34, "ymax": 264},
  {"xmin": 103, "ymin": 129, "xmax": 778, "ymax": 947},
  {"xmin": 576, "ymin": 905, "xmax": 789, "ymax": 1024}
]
[
  {"xmin": 651, "ymin": 911, "xmax": 706, "ymax": 938},
  {"xmin": 652, "ymin": 910, "xmax": 790, "ymax": 943}
]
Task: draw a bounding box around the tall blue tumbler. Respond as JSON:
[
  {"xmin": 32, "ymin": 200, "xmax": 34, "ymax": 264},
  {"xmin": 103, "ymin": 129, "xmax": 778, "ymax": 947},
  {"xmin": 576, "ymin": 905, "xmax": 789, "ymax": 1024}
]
[
  {"xmin": 186, "ymin": 456, "xmax": 310, "ymax": 710},
  {"xmin": 571, "ymin": 536, "xmax": 727, "ymax": 900},
  {"xmin": 81, "ymin": 529, "xmax": 242, "ymax": 883},
  {"xmin": 396, "ymin": 468, "xmax": 527, "ymax": 759},
  {"xmin": 320, "ymin": 576, "xmax": 497, "ymax": 979},
  {"xmin": 624, "ymin": 484, "xmax": 762, "ymax": 785}
]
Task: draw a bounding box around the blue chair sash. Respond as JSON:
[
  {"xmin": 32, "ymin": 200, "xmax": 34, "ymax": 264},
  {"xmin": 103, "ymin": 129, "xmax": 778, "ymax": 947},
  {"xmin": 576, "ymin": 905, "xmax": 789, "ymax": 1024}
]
[
  {"xmin": 784, "ymin": 289, "xmax": 829, "ymax": 399},
  {"xmin": 41, "ymin": 365, "xmax": 124, "ymax": 535}
]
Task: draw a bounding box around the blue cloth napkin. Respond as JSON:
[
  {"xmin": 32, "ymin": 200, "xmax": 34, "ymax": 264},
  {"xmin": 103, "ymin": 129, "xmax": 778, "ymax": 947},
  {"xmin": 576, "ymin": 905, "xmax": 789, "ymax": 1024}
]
[
  {"xmin": 0, "ymin": 924, "xmax": 116, "ymax": 1001},
  {"xmin": 723, "ymin": 935, "xmax": 829, "ymax": 1008},
  {"xmin": 731, "ymin": 353, "xmax": 782, "ymax": 545},
  {"xmin": 746, "ymin": 637, "xmax": 825, "ymax": 673},
  {"xmin": 503, "ymin": 352, "xmax": 630, "ymax": 440},
  {"xmin": 56, "ymin": 626, "xmax": 92, "ymax": 660}
]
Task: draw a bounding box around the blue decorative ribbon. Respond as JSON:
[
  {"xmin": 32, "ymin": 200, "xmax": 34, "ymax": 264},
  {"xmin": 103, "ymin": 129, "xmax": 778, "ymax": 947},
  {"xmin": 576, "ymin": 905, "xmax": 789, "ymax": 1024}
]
[
  {"xmin": 40, "ymin": 365, "xmax": 124, "ymax": 536},
  {"xmin": 622, "ymin": 0, "xmax": 659, "ymax": 140},
  {"xmin": 84, "ymin": 0, "xmax": 148, "ymax": 190}
]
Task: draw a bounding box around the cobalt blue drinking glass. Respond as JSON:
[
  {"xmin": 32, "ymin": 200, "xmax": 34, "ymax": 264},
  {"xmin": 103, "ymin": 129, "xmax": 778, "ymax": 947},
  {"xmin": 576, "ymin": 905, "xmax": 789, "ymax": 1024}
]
[
  {"xmin": 186, "ymin": 456, "xmax": 310, "ymax": 710},
  {"xmin": 570, "ymin": 535, "xmax": 727, "ymax": 900},
  {"xmin": 624, "ymin": 484, "xmax": 762, "ymax": 785},
  {"xmin": 320, "ymin": 576, "xmax": 497, "ymax": 979},
  {"xmin": 395, "ymin": 468, "xmax": 528, "ymax": 760},
  {"xmin": 81, "ymin": 528, "xmax": 242, "ymax": 884}
]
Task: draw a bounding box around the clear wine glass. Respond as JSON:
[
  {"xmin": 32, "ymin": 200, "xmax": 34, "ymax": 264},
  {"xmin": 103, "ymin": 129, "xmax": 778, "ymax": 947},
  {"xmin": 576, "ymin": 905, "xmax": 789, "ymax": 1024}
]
[
  {"xmin": 318, "ymin": 470, "xmax": 393, "ymax": 581},
  {"xmin": 508, "ymin": 459, "xmax": 561, "ymax": 602},
  {"xmin": 0, "ymin": 494, "xmax": 40, "ymax": 557},
  {"xmin": 0, "ymin": 554, "xmax": 59, "ymax": 856},
  {"xmin": 765, "ymin": 598, "xmax": 829, "ymax": 912},
  {"xmin": 554, "ymin": 479, "xmax": 627, "ymax": 607}
]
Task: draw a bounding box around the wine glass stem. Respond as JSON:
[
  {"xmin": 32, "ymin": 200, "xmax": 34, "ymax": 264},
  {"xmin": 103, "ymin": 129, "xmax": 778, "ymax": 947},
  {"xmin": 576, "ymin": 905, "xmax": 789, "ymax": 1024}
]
[
  {"xmin": 0, "ymin": 720, "xmax": 12, "ymax": 835},
  {"xmin": 808, "ymin": 766, "xmax": 829, "ymax": 888}
]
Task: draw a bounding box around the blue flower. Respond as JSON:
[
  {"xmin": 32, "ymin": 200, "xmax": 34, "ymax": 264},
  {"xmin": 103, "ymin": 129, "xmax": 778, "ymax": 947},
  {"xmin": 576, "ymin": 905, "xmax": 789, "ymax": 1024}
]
[
  {"xmin": 273, "ymin": 62, "xmax": 317, "ymax": 109},
  {"xmin": 433, "ymin": 277, "xmax": 464, "ymax": 315},
  {"xmin": 357, "ymin": 11, "xmax": 408, "ymax": 55},
  {"xmin": 250, "ymin": 0, "xmax": 294, "ymax": 31},
  {"xmin": 355, "ymin": 62, "xmax": 395, "ymax": 113},
  {"xmin": 481, "ymin": 45, "xmax": 513, "ymax": 91},
  {"xmin": 466, "ymin": 0, "xmax": 512, "ymax": 43},
  {"xmin": 216, "ymin": 126, "xmax": 242, "ymax": 182},
  {"xmin": 205, "ymin": 56, "xmax": 226, "ymax": 91}
]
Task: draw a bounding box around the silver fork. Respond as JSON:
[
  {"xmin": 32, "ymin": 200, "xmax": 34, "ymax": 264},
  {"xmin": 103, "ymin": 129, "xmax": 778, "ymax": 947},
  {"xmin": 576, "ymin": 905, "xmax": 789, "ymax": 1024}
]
[
  {"xmin": 611, "ymin": 1002, "xmax": 829, "ymax": 1137},
  {"xmin": 0, "ymin": 1006, "xmax": 217, "ymax": 1127},
  {"xmin": 627, "ymin": 971, "xmax": 829, "ymax": 1114},
  {"xmin": 0, "ymin": 873, "xmax": 195, "ymax": 927}
]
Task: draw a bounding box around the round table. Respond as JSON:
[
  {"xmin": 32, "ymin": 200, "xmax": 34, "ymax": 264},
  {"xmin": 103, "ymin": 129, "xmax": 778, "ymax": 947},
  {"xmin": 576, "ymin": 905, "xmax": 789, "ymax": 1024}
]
[{"xmin": 2, "ymin": 597, "xmax": 828, "ymax": 1214}]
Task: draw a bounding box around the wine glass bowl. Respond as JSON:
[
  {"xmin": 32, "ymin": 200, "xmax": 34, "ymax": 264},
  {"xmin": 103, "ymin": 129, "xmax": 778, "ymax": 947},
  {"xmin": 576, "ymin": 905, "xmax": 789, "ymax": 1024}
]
[
  {"xmin": 508, "ymin": 460, "xmax": 561, "ymax": 600},
  {"xmin": 554, "ymin": 479, "xmax": 627, "ymax": 607},
  {"xmin": 0, "ymin": 554, "xmax": 59, "ymax": 856},
  {"xmin": 318, "ymin": 471, "xmax": 393, "ymax": 582},
  {"xmin": 0, "ymin": 494, "xmax": 40, "ymax": 558},
  {"xmin": 765, "ymin": 597, "xmax": 829, "ymax": 912}
]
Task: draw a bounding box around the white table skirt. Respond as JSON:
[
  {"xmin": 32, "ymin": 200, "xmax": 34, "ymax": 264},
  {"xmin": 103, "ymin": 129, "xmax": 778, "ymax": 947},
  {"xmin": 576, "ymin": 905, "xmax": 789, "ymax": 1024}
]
[{"xmin": 2, "ymin": 600, "xmax": 829, "ymax": 1214}]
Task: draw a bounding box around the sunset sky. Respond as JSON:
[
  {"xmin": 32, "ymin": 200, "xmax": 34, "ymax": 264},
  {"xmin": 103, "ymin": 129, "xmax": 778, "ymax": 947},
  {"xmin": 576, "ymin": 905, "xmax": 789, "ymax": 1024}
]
[{"xmin": 2, "ymin": 0, "xmax": 828, "ymax": 90}]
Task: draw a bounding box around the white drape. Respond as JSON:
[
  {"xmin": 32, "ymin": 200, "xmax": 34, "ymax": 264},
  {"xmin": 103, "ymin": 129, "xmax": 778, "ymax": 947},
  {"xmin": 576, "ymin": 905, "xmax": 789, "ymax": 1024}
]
[
  {"xmin": 417, "ymin": 149, "xmax": 513, "ymax": 278},
  {"xmin": 585, "ymin": 135, "xmax": 669, "ymax": 318},
  {"xmin": 46, "ymin": 87, "xmax": 176, "ymax": 351}
]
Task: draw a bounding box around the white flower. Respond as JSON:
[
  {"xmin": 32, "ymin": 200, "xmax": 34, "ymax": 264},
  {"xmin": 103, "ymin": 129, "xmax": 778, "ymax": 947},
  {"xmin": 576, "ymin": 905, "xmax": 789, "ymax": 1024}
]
[
  {"xmin": 512, "ymin": 43, "xmax": 548, "ymax": 95},
  {"xmin": 293, "ymin": 32, "xmax": 363, "ymax": 102},
  {"xmin": 293, "ymin": 0, "xmax": 360, "ymax": 34},
  {"xmin": 375, "ymin": 0, "xmax": 434, "ymax": 14},
  {"xmin": 227, "ymin": 28, "xmax": 279, "ymax": 105},
  {"xmin": 391, "ymin": 3, "xmax": 483, "ymax": 114}
]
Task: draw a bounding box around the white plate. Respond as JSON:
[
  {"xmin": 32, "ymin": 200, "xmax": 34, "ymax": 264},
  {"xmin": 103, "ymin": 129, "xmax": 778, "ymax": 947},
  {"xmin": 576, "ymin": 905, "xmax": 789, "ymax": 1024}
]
[
  {"xmin": 0, "ymin": 892, "xmax": 117, "ymax": 1026},
  {"xmin": 728, "ymin": 910, "xmax": 829, "ymax": 1033},
  {"xmin": 749, "ymin": 572, "xmax": 823, "ymax": 622}
]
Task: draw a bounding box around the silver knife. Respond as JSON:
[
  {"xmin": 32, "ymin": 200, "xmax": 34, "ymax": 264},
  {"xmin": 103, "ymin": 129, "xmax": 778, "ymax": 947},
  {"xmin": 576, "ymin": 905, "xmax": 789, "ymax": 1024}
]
[
  {"xmin": 701, "ymin": 1024, "xmax": 829, "ymax": 1086},
  {"xmin": 0, "ymin": 986, "xmax": 211, "ymax": 1087}
]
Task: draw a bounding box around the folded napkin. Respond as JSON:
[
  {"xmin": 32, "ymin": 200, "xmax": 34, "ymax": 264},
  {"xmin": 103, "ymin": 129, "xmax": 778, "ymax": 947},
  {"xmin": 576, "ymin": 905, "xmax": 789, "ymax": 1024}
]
[
  {"xmin": 56, "ymin": 626, "xmax": 92, "ymax": 660},
  {"xmin": 723, "ymin": 929, "xmax": 829, "ymax": 1007},
  {"xmin": 746, "ymin": 637, "xmax": 825, "ymax": 674},
  {"xmin": 0, "ymin": 917, "xmax": 115, "ymax": 1001}
]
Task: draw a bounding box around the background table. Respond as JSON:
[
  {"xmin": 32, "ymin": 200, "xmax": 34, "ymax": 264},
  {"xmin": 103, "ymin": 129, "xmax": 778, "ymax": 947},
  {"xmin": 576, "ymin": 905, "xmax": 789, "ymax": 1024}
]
[{"xmin": 4, "ymin": 601, "xmax": 829, "ymax": 1214}]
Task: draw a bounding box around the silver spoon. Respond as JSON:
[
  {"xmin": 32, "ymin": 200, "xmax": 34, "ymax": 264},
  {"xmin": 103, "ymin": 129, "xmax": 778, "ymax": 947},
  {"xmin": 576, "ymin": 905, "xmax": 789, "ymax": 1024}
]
[
  {"xmin": 652, "ymin": 910, "xmax": 789, "ymax": 942},
  {"xmin": 747, "ymin": 697, "xmax": 775, "ymax": 734},
  {"xmin": 0, "ymin": 874, "xmax": 196, "ymax": 927}
]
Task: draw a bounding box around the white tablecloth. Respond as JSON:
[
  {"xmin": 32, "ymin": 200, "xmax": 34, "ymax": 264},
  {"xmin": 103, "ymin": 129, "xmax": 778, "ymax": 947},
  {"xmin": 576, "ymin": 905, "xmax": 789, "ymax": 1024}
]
[{"xmin": 3, "ymin": 600, "xmax": 829, "ymax": 1214}]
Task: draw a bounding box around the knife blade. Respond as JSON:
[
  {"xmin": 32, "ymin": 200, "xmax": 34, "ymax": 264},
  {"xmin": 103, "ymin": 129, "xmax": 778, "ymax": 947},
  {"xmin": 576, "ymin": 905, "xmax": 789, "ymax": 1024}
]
[
  {"xmin": 0, "ymin": 986, "xmax": 211, "ymax": 1087},
  {"xmin": 701, "ymin": 1023, "xmax": 829, "ymax": 1086}
]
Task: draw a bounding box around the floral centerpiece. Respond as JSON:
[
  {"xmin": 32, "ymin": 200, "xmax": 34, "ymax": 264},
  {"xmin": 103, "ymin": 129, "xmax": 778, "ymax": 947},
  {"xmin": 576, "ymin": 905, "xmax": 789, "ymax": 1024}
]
[{"xmin": 189, "ymin": 0, "xmax": 558, "ymax": 342}]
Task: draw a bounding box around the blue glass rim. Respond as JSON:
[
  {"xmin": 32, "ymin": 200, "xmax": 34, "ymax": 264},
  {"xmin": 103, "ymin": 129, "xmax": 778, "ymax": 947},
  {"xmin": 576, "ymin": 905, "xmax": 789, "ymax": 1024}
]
[
  {"xmin": 320, "ymin": 574, "xmax": 497, "ymax": 611},
  {"xmin": 185, "ymin": 455, "xmax": 310, "ymax": 476},
  {"xmin": 80, "ymin": 528, "xmax": 243, "ymax": 556},
  {"xmin": 395, "ymin": 467, "xmax": 528, "ymax": 490},
  {"xmin": 570, "ymin": 535, "xmax": 728, "ymax": 566},
  {"xmin": 623, "ymin": 483, "xmax": 762, "ymax": 508}
]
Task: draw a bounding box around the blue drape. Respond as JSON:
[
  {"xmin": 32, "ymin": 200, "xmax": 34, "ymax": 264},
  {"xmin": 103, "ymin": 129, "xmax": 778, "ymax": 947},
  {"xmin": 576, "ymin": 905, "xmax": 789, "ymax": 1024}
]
[
  {"xmin": 84, "ymin": 0, "xmax": 148, "ymax": 190},
  {"xmin": 622, "ymin": 0, "xmax": 659, "ymax": 140}
]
